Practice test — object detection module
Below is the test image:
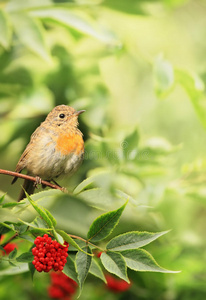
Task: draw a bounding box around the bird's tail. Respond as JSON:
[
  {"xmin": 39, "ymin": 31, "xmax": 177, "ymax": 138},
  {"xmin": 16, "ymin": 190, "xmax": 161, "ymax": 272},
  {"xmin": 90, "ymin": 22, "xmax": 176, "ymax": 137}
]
[{"xmin": 18, "ymin": 179, "xmax": 35, "ymax": 202}]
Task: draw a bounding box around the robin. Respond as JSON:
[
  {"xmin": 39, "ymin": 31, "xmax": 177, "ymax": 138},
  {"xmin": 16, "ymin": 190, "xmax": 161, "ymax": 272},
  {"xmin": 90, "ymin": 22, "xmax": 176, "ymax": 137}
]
[{"xmin": 12, "ymin": 105, "xmax": 85, "ymax": 201}]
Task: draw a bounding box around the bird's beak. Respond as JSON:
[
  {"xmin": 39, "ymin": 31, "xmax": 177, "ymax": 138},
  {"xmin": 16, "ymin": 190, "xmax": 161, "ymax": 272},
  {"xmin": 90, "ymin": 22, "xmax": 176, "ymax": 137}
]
[{"xmin": 74, "ymin": 110, "xmax": 85, "ymax": 116}]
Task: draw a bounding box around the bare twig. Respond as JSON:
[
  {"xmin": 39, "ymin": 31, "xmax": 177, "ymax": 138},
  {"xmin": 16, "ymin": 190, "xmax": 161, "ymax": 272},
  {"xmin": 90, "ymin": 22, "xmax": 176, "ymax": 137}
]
[{"xmin": 0, "ymin": 168, "xmax": 64, "ymax": 191}]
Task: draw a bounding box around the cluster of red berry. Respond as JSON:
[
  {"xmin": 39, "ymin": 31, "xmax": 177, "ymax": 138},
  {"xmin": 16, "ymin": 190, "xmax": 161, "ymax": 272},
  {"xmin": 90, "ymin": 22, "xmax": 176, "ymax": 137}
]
[
  {"xmin": 32, "ymin": 234, "xmax": 69, "ymax": 272},
  {"xmin": 48, "ymin": 272, "xmax": 78, "ymax": 300}
]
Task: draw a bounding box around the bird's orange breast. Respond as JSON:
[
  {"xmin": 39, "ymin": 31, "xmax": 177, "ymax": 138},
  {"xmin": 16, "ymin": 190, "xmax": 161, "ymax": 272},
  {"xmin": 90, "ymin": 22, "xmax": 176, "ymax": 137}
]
[{"xmin": 56, "ymin": 133, "xmax": 84, "ymax": 156}]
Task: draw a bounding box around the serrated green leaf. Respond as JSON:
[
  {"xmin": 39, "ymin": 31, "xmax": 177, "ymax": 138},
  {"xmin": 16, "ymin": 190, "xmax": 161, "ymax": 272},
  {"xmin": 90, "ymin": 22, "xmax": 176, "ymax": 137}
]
[
  {"xmin": 16, "ymin": 252, "xmax": 34, "ymax": 263},
  {"xmin": 120, "ymin": 249, "xmax": 180, "ymax": 273},
  {"xmin": 100, "ymin": 252, "xmax": 129, "ymax": 283},
  {"xmin": 0, "ymin": 10, "xmax": 12, "ymax": 49},
  {"xmin": 106, "ymin": 231, "xmax": 169, "ymax": 251},
  {"xmin": 8, "ymin": 247, "xmax": 17, "ymax": 259},
  {"xmin": 76, "ymin": 246, "xmax": 92, "ymax": 292},
  {"xmin": 89, "ymin": 258, "xmax": 106, "ymax": 283},
  {"xmin": 25, "ymin": 193, "xmax": 53, "ymax": 227},
  {"xmin": 10, "ymin": 12, "xmax": 50, "ymax": 62},
  {"xmin": 43, "ymin": 207, "xmax": 57, "ymax": 227},
  {"xmin": 56, "ymin": 230, "xmax": 92, "ymax": 256},
  {"xmin": 87, "ymin": 201, "xmax": 127, "ymax": 243},
  {"xmin": 63, "ymin": 256, "xmax": 79, "ymax": 284}
]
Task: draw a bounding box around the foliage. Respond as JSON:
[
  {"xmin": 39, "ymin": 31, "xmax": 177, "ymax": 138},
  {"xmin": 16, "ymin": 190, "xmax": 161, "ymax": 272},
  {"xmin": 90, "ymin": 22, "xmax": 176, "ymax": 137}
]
[{"xmin": 0, "ymin": 0, "xmax": 206, "ymax": 299}]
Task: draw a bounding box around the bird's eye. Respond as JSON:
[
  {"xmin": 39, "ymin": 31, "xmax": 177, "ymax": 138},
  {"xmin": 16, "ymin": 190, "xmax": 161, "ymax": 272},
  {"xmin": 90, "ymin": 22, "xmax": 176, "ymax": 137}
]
[{"xmin": 59, "ymin": 113, "xmax": 65, "ymax": 119}]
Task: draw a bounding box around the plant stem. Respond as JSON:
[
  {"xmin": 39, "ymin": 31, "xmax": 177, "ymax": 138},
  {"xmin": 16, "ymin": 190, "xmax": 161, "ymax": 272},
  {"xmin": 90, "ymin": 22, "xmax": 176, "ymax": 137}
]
[{"xmin": 68, "ymin": 234, "xmax": 105, "ymax": 252}]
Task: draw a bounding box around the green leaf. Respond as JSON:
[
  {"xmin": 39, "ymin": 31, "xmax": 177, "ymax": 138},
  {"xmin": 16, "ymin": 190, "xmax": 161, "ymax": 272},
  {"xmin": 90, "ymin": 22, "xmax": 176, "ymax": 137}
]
[
  {"xmin": 175, "ymin": 69, "xmax": 206, "ymax": 128},
  {"xmin": 15, "ymin": 224, "xmax": 28, "ymax": 235},
  {"xmin": 103, "ymin": 0, "xmax": 145, "ymax": 15},
  {"xmin": 120, "ymin": 249, "xmax": 180, "ymax": 273},
  {"xmin": 56, "ymin": 229, "xmax": 91, "ymax": 256},
  {"xmin": 19, "ymin": 219, "xmax": 51, "ymax": 231},
  {"xmin": 79, "ymin": 188, "xmax": 115, "ymax": 210},
  {"xmin": 0, "ymin": 222, "xmax": 16, "ymax": 233},
  {"xmin": 0, "ymin": 245, "xmax": 6, "ymax": 254},
  {"xmin": 10, "ymin": 12, "xmax": 50, "ymax": 62},
  {"xmin": 89, "ymin": 258, "xmax": 106, "ymax": 283},
  {"xmin": 43, "ymin": 207, "xmax": 57, "ymax": 227},
  {"xmin": 0, "ymin": 10, "xmax": 12, "ymax": 49},
  {"xmin": 76, "ymin": 246, "xmax": 92, "ymax": 291},
  {"xmin": 100, "ymin": 252, "xmax": 129, "ymax": 282},
  {"xmin": 153, "ymin": 54, "xmax": 174, "ymax": 98},
  {"xmin": 29, "ymin": 262, "xmax": 35, "ymax": 281},
  {"xmin": 8, "ymin": 247, "xmax": 17, "ymax": 259},
  {"xmin": 87, "ymin": 201, "xmax": 127, "ymax": 242},
  {"xmin": 0, "ymin": 193, "xmax": 6, "ymax": 204},
  {"xmin": 30, "ymin": 8, "xmax": 119, "ymax": 46},
  {"xmin": 30, "ymin": 228, "xmax": 51, "ymax": 234},
  {"xmin": 73, "ymin": 177, "xmax": 94, "ymax": 194},
  {"xmin": 33, "ymin": 216, "xmax": 49, "ymax": 229},
  {"xmin": 68, "ymin": 240, "xmax": 86, "ymax": 252},
  {"xmin": 106, "ymin": 231, "xmax": 169, "ymax": 251},
  {"xmin": 19, "ymin": 234, "xmax": 35, "ymax": 243},
  {"xmin": 2, "ymin": 202, "xmax": 25, "ymax": 208},
  {"xmin": 122, "ymin": 129, "xmax": 139, "ymax": 160},
  {"xmin": 18, "ymin": 219, "xmax": 40, "ymax": 228},
  {"xmin": 16, "ymin": 252, "xmax": 34, "ymax": 263},
  {"xmin": 63, "ymin": 256, "xmax": 79, "ymax": 284},
  {"xmin": 25, "ymin": 193, "xmax": 53, "ymax": 227},
  {"xmin": 0, "ymin": 263, "xmax": 29, "ymax": 275},
  {"xmin": 53, "ymin": 230, "xmax": 64, "ymax": 245},
  {"xmin": 9, "ymin": 261, "xmax": 17, "ymax": 267}
]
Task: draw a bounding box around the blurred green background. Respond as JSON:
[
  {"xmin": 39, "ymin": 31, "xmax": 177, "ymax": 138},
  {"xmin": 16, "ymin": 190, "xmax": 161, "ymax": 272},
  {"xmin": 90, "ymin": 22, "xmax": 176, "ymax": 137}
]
[{"xmin": 0, "ymin": 0, "xmax": 206, "ymax": 299}]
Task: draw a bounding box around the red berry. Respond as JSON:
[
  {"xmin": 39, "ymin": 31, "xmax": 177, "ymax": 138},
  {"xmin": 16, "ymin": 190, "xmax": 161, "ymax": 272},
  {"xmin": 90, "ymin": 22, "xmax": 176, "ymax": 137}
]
[{"xmin": 3, "ymin": 243, "xmax": 17, "ymax": 255}]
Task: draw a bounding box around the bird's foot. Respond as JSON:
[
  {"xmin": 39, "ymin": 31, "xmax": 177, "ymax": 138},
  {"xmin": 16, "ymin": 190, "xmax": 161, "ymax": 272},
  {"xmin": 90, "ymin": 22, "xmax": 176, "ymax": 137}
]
[{"xmin": 34, "ymin": 176, "xmax": 42, "ymax": 189}]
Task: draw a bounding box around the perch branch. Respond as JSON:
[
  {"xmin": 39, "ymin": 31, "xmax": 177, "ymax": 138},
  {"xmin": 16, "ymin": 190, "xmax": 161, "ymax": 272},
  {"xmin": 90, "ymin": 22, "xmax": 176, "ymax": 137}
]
[{"xmin": 0, "ymin": 169, "xmax": 65, "ymax": 191}]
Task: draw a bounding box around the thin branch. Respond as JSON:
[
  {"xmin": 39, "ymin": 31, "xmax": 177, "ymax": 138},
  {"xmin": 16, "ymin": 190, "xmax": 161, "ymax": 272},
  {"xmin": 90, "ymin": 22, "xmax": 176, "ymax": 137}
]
[
  {"xmin": 68, "ymin": 234, "xmax": 105, "ymax": 252},
  {"xmin": 0, "ymin": 168, "xmax": 65, "ymax": 192}
]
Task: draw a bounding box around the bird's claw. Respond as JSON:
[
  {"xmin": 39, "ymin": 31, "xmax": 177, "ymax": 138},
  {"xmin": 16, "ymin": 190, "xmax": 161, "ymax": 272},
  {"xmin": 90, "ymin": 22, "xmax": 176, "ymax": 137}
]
[{"xmin": 34, "ymin": 176, "xmax": 42, "ymax": 189}]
